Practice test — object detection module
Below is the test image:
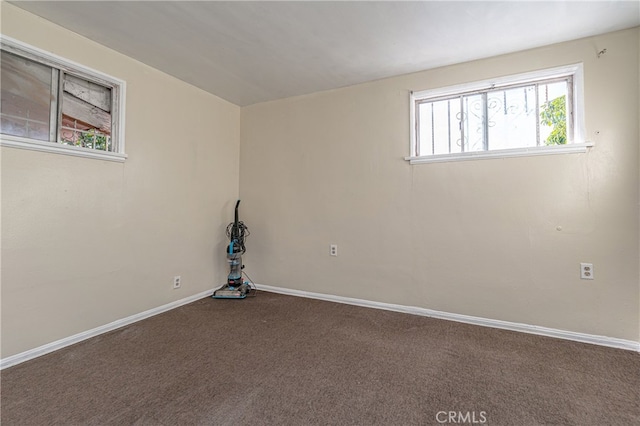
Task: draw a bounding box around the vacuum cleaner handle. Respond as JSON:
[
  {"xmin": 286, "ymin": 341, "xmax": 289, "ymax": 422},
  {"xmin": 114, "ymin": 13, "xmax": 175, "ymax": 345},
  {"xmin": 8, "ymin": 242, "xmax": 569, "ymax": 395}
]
[{"xmin": 229, "ymin": 200, "xmax": 242, "ymax": 249}]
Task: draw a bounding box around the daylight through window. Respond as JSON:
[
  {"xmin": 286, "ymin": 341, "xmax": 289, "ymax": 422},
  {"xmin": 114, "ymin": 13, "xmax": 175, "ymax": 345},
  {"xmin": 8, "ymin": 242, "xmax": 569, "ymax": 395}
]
[
  {"xmin": 0, "ymin": 37, "xmax": 125, "ymax": 160},
  {"xmin": 409, "ymin": 65, "xmax": 585, "ymax": 162}
]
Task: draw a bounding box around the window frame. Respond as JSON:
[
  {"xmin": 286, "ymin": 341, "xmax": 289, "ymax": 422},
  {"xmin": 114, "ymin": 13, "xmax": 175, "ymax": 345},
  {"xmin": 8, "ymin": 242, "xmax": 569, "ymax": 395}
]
[
  {"xmin": 406, "ymin": 64, "xmax": 590, "ymax": 165},
  {"xmin": 0, "ymin": 35, "xmax": 127, "ymax": 162}
]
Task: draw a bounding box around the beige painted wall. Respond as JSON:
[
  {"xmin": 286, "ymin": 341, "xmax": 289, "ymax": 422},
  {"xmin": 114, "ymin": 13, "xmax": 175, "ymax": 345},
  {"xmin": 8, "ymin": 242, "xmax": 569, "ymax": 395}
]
[
  {"xmin": 241, "ymin": 28, "xmax": 640, "ymax": 341},
  {"xmin": 1, "ymin": 4, "xmax": 240, "ymax": 357},
  {"xmin": 1, "ymin": 4, "xmax": 638, "ymax": 360}
]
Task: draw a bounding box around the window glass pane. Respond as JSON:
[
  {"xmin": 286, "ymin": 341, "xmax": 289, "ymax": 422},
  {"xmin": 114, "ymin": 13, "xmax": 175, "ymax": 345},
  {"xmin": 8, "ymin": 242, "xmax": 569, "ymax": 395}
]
[
  {"xmin": 450, "ymin": 99, "xmax": 463, "ymax": 154},
  {"xmin": 431, "ymin": 98, "xmax": 462, "ymax": 155},
  {"xmin": 539, "ymin": 81, "xmax": 568, "ymax": 146},
  {"xmin": 60, "ymin": 73, "xmax": 112, "ymax": 151},
  {"xmin": 417, "ymin": 102, "xmax": 434, "ymax": 155},
  {"xmin": 488, "ymin": 85, "xmax": 537, "ymax": 150},
  {"xmin": 412, "ymin": 67, "xmax": 579, "ymax": 159},
  {"xmin": 0, "ymin": 50, "xmax": 53, "ymax": 141},
  {"xmin": 462, "ymin": 94, "xmax": 485, "ymax": 152}
]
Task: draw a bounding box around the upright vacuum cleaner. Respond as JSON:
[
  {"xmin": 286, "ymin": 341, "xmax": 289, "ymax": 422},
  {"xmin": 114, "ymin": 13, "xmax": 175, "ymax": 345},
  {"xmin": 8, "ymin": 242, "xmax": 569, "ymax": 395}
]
[{"xmin": 213, "ymin": 200, "xmax": 252, "ymax": 299}]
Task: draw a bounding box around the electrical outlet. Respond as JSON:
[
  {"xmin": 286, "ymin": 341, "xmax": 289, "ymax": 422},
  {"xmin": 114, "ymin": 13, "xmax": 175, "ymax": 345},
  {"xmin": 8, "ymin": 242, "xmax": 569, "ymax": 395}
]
[
  {"xmin": 173, "ymin": 275, "xmax": 181, "ymax": 289},
  {"xmin": 330, "ymin": 244, "xmax": 338, "ymax": 256},
  {"xmin": 580, "ymin": 263, "xmax": 594, "ymax": 280}
]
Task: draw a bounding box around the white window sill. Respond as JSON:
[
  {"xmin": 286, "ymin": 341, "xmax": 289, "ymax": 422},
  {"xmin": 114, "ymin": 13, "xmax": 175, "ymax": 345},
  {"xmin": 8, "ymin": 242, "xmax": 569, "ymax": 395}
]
[
  {"xmin": 1, "ymin": 135, "xmax": 127, "ymax": 163},
  {"xmin": 405, "ymin": 142, "xmax": 593, "ymax": 165}
]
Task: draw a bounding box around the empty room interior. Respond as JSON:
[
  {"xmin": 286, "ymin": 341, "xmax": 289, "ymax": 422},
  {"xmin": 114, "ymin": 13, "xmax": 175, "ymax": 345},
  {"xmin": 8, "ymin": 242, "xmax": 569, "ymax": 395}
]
[{"xmin": 1, "ymin": 1, "xmax": 639, "ymax": 425}]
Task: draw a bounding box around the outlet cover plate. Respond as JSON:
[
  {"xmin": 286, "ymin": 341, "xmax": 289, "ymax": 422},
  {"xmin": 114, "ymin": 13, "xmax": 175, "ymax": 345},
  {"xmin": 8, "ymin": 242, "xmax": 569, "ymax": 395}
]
[{"xmin": 580, "ymin": 263, "xmax": 594, "ymax": 280}]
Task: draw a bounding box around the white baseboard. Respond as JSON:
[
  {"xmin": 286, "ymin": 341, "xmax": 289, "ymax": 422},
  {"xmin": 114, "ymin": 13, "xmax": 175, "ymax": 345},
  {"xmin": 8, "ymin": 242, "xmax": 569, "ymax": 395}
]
[
  {"xmin": 4, "ymin": 284, "xmax": 637, "ymax": 370},
  {"xmin": 0, "ymin": 289, "xmax": 214, "ymax": 370},
  {"xmin": 255, "ymin": 284, "xmax": 640, "ymax": 352}
]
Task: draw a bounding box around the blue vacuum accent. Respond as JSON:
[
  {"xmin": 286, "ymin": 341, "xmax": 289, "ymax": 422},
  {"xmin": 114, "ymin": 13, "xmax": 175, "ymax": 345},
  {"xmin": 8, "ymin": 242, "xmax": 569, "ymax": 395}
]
[{"xmin": 213, "ymin": 200, "xmax": 251, "ymax": 299}]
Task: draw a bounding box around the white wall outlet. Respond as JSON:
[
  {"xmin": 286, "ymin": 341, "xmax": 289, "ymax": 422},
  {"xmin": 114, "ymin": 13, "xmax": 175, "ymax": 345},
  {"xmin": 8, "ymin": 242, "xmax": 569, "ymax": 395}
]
[
  {"xmin": 330, "ymin": 244, "xmax": 338, "ymax": 256},
  {"xmin": 580, "ymin": 263, "xmax": 594, "ymax": 280},
  {"xmin": 173, "ymin": 275, "xmax": 181, "ymax": 289}
]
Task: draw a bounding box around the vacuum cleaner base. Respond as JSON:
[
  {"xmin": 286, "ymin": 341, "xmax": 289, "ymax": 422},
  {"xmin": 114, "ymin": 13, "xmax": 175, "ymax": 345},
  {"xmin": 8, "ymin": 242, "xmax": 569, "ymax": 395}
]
[{"xmin": 213, "ymin": 283, "xmax": 250, "ymax": 299}]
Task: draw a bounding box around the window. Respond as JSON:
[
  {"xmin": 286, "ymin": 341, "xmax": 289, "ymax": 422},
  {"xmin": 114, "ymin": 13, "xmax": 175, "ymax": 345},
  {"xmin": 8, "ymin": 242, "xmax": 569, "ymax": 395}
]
[
  {"xmin": 0, "ymin": 36, "xmax": 126, "ymax": 162},
  {"xmin": 407, "ymin": 64, "xmax": 589, "ymax": 164}
]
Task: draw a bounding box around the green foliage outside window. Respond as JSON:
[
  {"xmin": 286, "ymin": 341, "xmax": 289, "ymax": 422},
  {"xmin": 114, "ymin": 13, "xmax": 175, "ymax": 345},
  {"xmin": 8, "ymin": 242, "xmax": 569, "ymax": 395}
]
[
  {"xmin": 540, "ymin": 95, "xmax": 567, "ymax": 145},
  {"xmin": 77, "ymin": 129, "xmax": 110, "ymax": 151}
]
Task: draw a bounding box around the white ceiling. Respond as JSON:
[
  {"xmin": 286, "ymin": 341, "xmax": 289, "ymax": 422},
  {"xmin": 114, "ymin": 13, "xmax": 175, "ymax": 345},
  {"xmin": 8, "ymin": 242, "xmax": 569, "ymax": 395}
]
[{"xmin": 10, "ymin": 1, "xmax": 640, "ymax": 106}]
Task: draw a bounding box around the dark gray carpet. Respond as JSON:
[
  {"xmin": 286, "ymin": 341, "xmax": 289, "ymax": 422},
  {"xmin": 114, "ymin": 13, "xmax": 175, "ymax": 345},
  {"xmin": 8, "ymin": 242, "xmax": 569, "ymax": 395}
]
[{"xmin": 2, "ymin": 291, "xmax": 639, "ymax": 425}]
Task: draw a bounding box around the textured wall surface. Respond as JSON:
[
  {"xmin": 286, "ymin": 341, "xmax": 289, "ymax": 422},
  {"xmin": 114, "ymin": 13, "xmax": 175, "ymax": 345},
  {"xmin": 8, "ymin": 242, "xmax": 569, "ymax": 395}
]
[
  {"xmin": 241, "ymin": 28, "xmax": 640, "ymax": 341},
  {"xmin": 2, "ymin": 3, "xmax": 638, "ymax": 360},
  {"xmin": 1, "ymin": 4, "xmax": 240, "ymax": 357}
]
